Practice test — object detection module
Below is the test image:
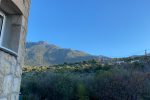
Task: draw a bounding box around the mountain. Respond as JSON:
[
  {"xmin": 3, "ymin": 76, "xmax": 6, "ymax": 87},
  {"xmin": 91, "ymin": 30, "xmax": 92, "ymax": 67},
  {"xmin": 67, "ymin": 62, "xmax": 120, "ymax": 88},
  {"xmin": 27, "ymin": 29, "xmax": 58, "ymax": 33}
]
[{"xmin": 25, "ymin": 41, "xmax": 102, "ymax": 66}]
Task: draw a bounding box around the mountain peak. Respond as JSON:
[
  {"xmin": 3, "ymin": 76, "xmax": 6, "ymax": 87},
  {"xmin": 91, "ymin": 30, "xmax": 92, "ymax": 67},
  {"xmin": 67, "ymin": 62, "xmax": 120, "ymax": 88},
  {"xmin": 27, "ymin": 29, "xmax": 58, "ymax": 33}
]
[
  {"xmin": 25, "ymin": 41, "xmax": 100, "ymax": 66},
  {"xmin": 38, "ymin": 41, "xmax": 49, "ymax": 45}
]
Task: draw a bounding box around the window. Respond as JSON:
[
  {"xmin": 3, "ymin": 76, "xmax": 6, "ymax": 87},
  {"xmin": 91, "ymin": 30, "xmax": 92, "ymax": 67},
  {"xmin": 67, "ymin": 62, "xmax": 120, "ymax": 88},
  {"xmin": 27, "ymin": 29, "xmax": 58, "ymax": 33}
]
[
  {"xmin": 0, "ymin": 11, "xmax": 5, "ymax": 46},
  {"xmin": 0, "ymin": 15, "xmax": 3, "ymax": 36},
  {"xmin": 0, "ymin": 11, "xmax": 19, "ymax": 56}
]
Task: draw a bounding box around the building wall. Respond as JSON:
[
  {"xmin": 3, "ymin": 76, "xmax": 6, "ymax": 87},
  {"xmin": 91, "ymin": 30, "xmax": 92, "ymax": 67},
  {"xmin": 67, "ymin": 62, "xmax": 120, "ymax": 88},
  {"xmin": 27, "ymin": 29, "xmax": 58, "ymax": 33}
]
[{"xmin": 0, "ymin": 0, "xmax": 30, "ymax": 100}]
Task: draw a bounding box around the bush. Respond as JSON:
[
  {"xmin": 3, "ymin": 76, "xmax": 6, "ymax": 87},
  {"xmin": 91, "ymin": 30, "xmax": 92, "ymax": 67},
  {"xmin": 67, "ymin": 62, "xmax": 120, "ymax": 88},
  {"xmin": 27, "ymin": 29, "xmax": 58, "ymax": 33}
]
[{"xmin": 21, "ymin": 61, "xmax": 150, "ymax": 100}]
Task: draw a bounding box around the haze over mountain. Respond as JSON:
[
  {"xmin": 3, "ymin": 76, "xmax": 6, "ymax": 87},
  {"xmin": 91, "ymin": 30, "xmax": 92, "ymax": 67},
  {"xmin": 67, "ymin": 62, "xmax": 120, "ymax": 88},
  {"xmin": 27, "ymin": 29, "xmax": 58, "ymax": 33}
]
[{"xmin": 25, "ymin": 41, "xmax": 106, "ymax": 66}]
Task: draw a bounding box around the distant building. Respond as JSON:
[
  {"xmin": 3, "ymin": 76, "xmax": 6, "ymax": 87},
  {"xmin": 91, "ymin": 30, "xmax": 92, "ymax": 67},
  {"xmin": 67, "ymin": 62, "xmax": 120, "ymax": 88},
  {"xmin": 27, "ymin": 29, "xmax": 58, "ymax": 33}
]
[
  {"xmin": 130, "ymin": 60, "xmax": 140, "ymax": 63},
  {"xmin": 116, "ymin": 61, "xmax": 125, "ymax": 65},
  {"xmin": 0, "ymin": 0, "xmax": 30, "ymax": 100}
]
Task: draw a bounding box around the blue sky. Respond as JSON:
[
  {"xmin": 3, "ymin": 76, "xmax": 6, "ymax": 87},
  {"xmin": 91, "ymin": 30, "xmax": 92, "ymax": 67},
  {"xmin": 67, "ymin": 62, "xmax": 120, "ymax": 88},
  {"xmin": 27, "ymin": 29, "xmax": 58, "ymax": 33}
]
[{"xmin": 27, "ymin": 0, "xmax": 150, "ymax": 57}]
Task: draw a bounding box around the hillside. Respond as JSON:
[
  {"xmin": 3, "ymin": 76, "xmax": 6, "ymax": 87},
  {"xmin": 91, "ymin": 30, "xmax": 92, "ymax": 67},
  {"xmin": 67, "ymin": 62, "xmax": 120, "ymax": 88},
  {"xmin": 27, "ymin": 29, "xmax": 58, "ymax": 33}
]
[
  {"xmin": 25, "ymin": 41, "xmax": 103, "ymax": 66},
  {"xmin": 22, "ymin": 58, "xmax": 150, "ymax": 100}
]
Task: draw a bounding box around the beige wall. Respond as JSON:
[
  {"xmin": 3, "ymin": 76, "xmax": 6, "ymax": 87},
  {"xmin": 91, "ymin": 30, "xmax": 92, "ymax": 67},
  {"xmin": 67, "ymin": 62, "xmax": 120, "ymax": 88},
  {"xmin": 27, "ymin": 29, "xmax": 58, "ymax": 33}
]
[{"xmin": 0, "ymin": 0, "xmax": 30, "ymax": 100}]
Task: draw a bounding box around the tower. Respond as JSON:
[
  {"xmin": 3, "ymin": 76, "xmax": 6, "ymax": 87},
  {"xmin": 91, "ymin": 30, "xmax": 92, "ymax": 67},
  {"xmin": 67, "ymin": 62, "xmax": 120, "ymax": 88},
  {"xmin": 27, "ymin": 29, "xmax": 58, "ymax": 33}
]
[{"xmin": 0, "ymin": 0, "xmax": 30, "ymax": 99}]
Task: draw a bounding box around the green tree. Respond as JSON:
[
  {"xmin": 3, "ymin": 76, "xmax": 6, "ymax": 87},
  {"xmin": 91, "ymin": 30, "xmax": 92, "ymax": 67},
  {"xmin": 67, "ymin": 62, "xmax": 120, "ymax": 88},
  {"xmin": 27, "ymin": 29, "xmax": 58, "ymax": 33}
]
[{"xmin": 76, "ymin": 82, "xmax": 89, "ymax": 100}]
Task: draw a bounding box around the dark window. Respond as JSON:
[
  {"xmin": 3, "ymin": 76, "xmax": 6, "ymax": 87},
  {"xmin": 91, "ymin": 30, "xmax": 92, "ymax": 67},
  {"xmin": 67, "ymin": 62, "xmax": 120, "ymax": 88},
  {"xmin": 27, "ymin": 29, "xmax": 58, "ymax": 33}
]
[
  {"xmin": 0, "ymin": 15, "xmax": 3, "ymax": 36},
  {"xmin": 0, "ymin": 12, "xmax": 20, "ymax": 56}
]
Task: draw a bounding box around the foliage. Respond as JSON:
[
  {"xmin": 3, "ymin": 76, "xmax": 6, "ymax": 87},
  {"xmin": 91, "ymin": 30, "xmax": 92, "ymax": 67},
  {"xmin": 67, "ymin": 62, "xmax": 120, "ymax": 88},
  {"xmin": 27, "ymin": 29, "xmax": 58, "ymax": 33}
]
[{"xmin": 21, "ymin": 59, "xmax": 150, "ymax": 100}]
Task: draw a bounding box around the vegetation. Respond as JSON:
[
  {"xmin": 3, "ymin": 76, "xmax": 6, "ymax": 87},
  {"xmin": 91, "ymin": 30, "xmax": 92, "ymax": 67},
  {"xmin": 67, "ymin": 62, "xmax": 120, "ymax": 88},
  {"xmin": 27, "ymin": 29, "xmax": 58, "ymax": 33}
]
[{"xmin": 21, "ymin": 58, "xmax": 150, "ymax": 100}]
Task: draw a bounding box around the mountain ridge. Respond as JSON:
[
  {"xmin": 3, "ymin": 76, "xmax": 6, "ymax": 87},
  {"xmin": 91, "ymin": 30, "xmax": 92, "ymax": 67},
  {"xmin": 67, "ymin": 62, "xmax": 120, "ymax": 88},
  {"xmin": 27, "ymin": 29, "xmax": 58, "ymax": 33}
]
[{"xmin": 25, "ymin": 41, "xmax": 107, "ymax": 66}]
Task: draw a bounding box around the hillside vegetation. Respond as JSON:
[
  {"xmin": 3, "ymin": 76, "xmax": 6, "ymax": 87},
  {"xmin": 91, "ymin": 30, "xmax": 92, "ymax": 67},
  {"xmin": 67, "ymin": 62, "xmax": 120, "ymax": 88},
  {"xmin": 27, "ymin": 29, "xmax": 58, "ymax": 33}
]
[{"xmin": 21, "ymin": 56, "xmax": 150, "ymax": 100}]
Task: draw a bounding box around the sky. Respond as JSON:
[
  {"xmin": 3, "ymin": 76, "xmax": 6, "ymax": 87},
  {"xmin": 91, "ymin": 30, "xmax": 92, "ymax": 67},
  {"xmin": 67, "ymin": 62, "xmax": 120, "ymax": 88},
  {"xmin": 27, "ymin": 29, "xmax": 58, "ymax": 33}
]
[{"xmin": 27, "ymin": 0, "xmax": 150, "ymax": 58}]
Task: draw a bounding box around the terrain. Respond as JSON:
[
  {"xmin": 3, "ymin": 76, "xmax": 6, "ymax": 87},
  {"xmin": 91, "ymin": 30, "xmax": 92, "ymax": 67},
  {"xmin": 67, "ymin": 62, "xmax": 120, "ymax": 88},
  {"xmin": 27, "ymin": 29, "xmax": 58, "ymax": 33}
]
[
  {"xmin": 25, "ymin": 41, "xmax": 108, "ymax": 66},
  {"xmin": 21, "ymin": 56, "xmax": 150, "ymax": 100},
  {"xmin": 22, "ymin": 41, "xmax": 150, "ymax": 100}
]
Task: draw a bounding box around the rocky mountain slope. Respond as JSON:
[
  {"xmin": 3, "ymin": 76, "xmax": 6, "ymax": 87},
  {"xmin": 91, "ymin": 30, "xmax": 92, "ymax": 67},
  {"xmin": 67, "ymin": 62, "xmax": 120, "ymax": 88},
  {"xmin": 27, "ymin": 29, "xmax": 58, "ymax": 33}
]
[{"xmin": 25, "ymin": 41, "xmax": 103, "ymax": 66}]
